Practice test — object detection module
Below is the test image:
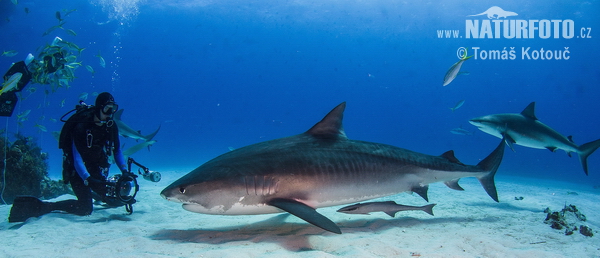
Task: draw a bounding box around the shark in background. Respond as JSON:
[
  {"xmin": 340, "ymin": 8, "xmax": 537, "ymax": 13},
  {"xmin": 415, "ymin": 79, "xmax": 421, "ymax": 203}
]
[
  {"xmin": 161, "ymin": 102, "xmax": 505, "ymax": 234},
  {"xmin": 469, "ymin": 102, "xmax": 600, "ymax": 175},
  {"xmin": 113, "ymin": 109, "xmax": 161, "ymax": 142}
]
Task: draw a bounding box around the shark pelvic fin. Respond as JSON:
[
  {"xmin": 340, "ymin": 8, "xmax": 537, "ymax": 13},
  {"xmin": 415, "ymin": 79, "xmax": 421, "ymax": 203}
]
[
  {"xmin": 444, "ymin": 179, "xmax": 464, "ymax": 191},
  {"xmin": 306, "ymin": 102, "xmax": 347, "ymax": 140},
  {"xmin": 520, "ymin": 102, "xmax": 538, "ymax": 120},
  {"xmin": 476, "ymin": 138, "xmax": 506, "ymax": 202},
  {"xmin": 411, "ymin": 185, "xmax": 429, "ymax": 202},
  {"xmin": 268, "ymin": 198, "xmax": 341, "ymax": 234}
]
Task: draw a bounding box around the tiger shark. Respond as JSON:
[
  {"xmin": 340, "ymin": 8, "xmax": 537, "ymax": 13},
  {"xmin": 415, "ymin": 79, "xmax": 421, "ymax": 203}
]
[
  {"xmin": 161, "ymin": 103, "xmax": 505, "ymax": 234},
  {"xmin": 469, "ymin": 102, "xmax": 600, "ymax": 175}
]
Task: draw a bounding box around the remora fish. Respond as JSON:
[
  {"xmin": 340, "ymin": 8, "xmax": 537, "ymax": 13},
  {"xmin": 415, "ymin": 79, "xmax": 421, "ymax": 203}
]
[
  {"xmin": 337, "ymin": 201, "xmax": 436, "ymax": 217},
  {"xmin": 443, "ymin": 49, "xmax": 472, "ymax": 86},
  {"xmin": 161, "ymin": 102, "xmax": 505, "ymax": 234},
  {"xmin": 469, "ymin": 102, "xmax": 600, "ymax": 175},
  {"xmin": 113, "ymin": 109, "xmax": 160, "ymax": 142}
]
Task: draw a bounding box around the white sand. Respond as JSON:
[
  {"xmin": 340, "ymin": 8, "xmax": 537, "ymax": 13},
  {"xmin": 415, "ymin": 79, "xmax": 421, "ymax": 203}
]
[{"xmin": 1, "ymin": 173, "xmax": 599, "ymax": 258}]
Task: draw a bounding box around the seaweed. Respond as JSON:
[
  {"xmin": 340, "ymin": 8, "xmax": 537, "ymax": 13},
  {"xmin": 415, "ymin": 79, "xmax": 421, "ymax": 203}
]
[
  {"xmin": 544, "ymin": 204, "xmax": 594, "ymax": 237},
  {"xmin": 0, "ymin": 131, "xmax": 72, "ymax": 204}
]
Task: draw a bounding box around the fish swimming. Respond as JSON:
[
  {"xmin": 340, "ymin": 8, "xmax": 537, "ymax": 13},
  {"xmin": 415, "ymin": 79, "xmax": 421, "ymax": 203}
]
[
  {"xmin": 450, "ymin": 126, "xmax": 474, "ymax": 136},
  {"xmin": 0, "ymin": 73, "xmax": 23, "ymax": 96},
  {"xmin": 450, "ymin": 99, "xmax": 465, "ymax": 112},
  {"xmin": 2, "ymin": 50, "xmax": 18, "ymax": 57},
  {"xmin": 161, "ymin": 102, "xmax": 505, "ymax": 234},
  {"xmin": 443, "ymin": 48, "xmax": 472, "ymax": 86},
  {"xmin": 113, "ymin": 109, "xmax": 161, "ymax": 142},
  {"xmin": 96, "ymin": 51, "xmax": 105, "ymax": 68},
  {"xmin": 337, "ymin": 201, "xmax": 436, "ymax": 217},
  {"xmin": 469, "ymin": 102, "xmax": 600, "ymax": 175}
]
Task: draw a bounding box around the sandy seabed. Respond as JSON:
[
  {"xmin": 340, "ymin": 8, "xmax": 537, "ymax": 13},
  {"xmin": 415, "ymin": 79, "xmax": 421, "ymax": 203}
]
[{"xmin": 1, "ymin": 173, "xmax": 599, "ymax": 258}]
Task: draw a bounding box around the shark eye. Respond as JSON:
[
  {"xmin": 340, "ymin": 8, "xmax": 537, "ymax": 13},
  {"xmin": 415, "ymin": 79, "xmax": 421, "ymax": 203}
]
[{"xmin": 179, "ymin": 187, "xmax": 186, "ymax": 194}]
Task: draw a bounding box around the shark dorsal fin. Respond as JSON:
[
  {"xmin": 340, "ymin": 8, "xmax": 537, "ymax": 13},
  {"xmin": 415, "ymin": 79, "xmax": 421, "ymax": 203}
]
[
  {"xmin": 520, "ymin": 102, "xmax": 538, "ymax": 120},
  {"xmin": 440, "ymin": 150, "xmax": 465, "ymax": 165},
  {"xmin": 306, "ymin": 102, "xmax": 347, "ymax": 139}
]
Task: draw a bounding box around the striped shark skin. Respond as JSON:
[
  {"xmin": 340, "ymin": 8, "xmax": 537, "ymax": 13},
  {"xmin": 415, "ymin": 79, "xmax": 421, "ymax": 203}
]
[{"xmin": 161, "ymin": 103, "xmax": 505, "ymax": 234}]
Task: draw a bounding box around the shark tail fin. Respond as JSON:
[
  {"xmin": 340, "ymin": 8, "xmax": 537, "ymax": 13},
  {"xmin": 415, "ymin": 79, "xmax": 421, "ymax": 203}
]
[
  {"xmin": 475, "ymin": 138, "xmax": 506, "ymax": 202},
  {"xmin": 422, "ymin": 203, "xmax": 436, "ymax": 216},
  {"xmin": 578, "ymin": 139, "xmax": 600, "ymax": 176},
  {"xmin": 144, "ymin": 124, "xmax": 161, "ymax": 141}
]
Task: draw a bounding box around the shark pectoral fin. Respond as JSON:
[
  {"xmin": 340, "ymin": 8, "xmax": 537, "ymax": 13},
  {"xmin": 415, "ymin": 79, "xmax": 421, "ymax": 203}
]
[
  {"xmin": 502, "ymin": 133, "xmax": 516, "ymax": 152},
  {"xmin": 411, "ymin": 185, "xmax": 429, "ymax": 202},
  {"xmin": 267, "ymin": 198, "xmax": 341, "ymax": 234},
  {"xmin": 444, "ymin": 179, "xmax": 464, "ymax": 191}
]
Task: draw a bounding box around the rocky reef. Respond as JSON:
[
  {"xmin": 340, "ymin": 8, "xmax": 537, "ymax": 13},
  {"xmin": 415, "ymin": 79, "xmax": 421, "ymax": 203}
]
[
  {"xmin": 544, "ymin": 204, "xmax": 594, "ymax": 237},
  {"xmin": 0, "ymin": 132, "xmax": 72, "ymax": 204}
]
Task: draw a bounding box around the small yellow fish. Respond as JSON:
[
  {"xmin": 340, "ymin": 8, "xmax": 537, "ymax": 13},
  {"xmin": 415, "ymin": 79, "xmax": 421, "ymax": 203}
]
[
  {"xmin": 60, "ymin": 98, "xmax": 66, "ymax": 107},
  {"xmin": 17, "ymin": 110, "xmax": 31, "ymax": 121},
  {"xmin": 443, "ymin": 48, "xmax": 473, "ymax": 86},
  {"xmin": 0, "ymin": 72, "xmax": 23, "ymax": 96},
  {"xmin": 96, "ymin": 51, "xmax": 106, "ymax": 68},
  {"xmin": 2, "ymin": 50, "xmax": 18, "ymax": 57},
  {"xmin": 449, "ymin": 100, "xmax": 465, "ymax": 112},
  {"xmin": 66, "ymin": 29, "xmax": 77, "ymax": 36},
  {"xmin": 35, "ymin": 124, "xmax": 48, "ymax": 132},
  {"xmin": 85, "ymin": 65, "xmax": 95, "ymax": 74},
  {"xmin": 79, "ymin": 92, "xmax": 88, "ymax": 101}
]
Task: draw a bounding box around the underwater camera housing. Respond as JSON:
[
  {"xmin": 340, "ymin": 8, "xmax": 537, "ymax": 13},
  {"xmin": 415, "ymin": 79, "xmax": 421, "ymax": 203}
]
[{"xmin": 105, "ymin": 157, "xmax": 161, "ymax": 214}]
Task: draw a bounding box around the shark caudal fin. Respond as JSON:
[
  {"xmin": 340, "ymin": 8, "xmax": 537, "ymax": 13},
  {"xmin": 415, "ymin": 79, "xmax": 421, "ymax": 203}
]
[
  {"xmin": 475, "ymin": 138, "xmax": 506, "ymax": 202},
  {"xmin": 578, "ymin": 139, "xmax": 600, "ymax": 176},
  {"xmin": 144, "ymin": 124, "xmax": 161, "ymax": 142}
]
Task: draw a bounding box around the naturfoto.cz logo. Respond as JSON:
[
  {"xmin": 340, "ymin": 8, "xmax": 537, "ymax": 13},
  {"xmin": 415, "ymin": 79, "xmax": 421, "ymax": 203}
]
[{"xmin": 437, "ymin": 6, "xmax": 592, "ymax": 39}]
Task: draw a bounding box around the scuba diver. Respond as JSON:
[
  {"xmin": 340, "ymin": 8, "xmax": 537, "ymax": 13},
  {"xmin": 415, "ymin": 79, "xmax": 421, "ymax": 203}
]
[
  {"xmin": 1, "ymin": 36, "xmax": 75, "ymax": 117},
  {"xmin": 8, "ymin": 92, "xmax": 131, "ymax": 222}
]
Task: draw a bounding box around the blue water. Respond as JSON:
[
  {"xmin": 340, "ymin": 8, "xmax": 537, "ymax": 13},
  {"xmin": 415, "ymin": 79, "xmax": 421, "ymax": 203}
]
[{"xmin": 1, "ymin": 0, "xmax": 599, "ymax": 187}]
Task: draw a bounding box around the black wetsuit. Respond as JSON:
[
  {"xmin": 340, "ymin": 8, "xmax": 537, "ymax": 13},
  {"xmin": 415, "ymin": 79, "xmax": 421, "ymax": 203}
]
[{"xmin": 50, "ymin": 109, "xmax": 125, "ymax": 216}]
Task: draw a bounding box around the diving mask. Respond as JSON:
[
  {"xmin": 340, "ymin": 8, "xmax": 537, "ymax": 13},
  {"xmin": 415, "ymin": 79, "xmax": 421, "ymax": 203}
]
[{"xmin": 102, "ymin": 102, "xmax": 119, "ymax": 115}]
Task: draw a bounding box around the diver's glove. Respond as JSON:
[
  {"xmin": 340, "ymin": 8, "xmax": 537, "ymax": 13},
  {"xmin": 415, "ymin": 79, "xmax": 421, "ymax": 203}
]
[{"xmin": 84, "ymin": 176, "xmax": 109, "ymax": 196}]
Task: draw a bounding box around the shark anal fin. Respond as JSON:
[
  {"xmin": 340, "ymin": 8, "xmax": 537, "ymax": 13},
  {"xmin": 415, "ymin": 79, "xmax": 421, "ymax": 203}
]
[
  {"xmin": 440, "ymin": 150, "xmax": 465, "ymax": 165},
  {"xmin": 411, "ymin": 185, "xmax": 429, "ymax": 202},
  {"xmin": 444, "ymin": 179, "xmax": 464, "ymax": 191},
  {"xmin": 546, "ymin": 147, "xmax": 557, "ymax": 152},
  {"xmin": 384, "ymin": 211, "xmax": 397, "ymax": 218},
  {"xmin": 267, "ymin": 198, "xmax": 341, "ymax": 234}
]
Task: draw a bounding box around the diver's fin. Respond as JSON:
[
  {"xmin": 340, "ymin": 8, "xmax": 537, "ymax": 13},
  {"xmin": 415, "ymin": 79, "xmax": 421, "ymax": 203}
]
[
  {"xmin": 8, "ymin": 196, "xmax": 48, "ymax": 223},
  {"xmin": 268, "ymin": 198, "xmax": 341, "ymax": 234}
]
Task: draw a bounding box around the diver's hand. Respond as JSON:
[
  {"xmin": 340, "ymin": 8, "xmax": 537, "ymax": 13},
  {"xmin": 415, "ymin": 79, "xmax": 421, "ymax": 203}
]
[{"xmin": 85, "ymin": 176, "xmax": 109, "ymax": 195}]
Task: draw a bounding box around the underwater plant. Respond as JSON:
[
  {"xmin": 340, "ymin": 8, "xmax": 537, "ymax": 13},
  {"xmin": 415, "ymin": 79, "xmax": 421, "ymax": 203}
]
[{"xmin": 0, "ymin": 131, "xmax": 72, "ymax": 204}]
